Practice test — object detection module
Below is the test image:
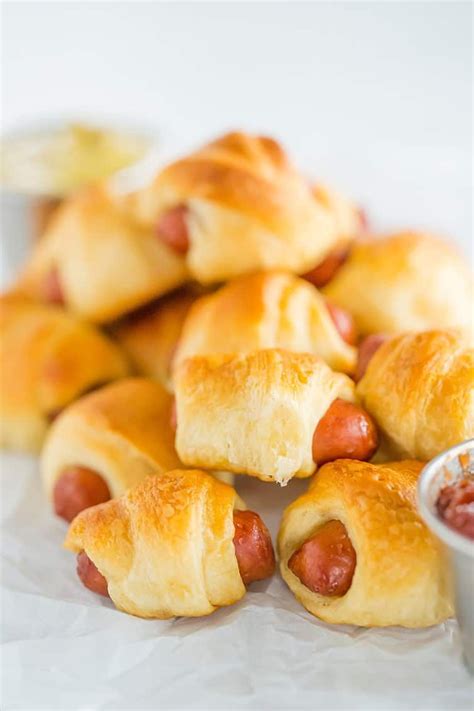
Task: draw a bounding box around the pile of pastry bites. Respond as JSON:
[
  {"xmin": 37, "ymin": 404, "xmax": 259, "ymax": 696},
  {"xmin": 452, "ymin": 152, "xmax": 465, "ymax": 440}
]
[{"xmin": 2, "ymin": 131, "xmax": 472, "ymax": 625}]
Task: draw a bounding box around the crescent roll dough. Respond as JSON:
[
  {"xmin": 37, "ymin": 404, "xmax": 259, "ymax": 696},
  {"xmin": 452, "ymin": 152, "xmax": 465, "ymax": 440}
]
[
  {"xmin": 64, "ymin": 469, "xmax": 246, "ymax": 618},
  {"xmin": 356, "ymin": 329, "xmax": 474, "ymax": 461},
  {"xmin": 0, "ymin": 295, "xmax": 128, "ymax": 452},
  {"xmin": 129, "ymin": 131, "xmax": 336, "ymax": 283},
  {"xmin": 323, "ymin": 231, "xmax": 473, "ymax": 335},
  {"xmin": 173, "ymin": 272, "xmax": 356, "ymax": 375},
  {"xmin": 312, "ymin": 183, "xmax": 363, "ymax": 249},
  {"xmin": 41, "ymin": 378, "xmax": 181, "ymax": 499},
  {"xmin": 112, "ymin": 290, "xmax": 197, "ymax": 390},
  {"xmin": 174, "ymin": 349, "xmax": 355, "ymax": 484},
  {"xmin": 278, "ymin": 459, "xmax": 453, "ymax": 627},
  {"xmin": 16, "ymin": 186, "xmax": 188, "ymax": 323}
]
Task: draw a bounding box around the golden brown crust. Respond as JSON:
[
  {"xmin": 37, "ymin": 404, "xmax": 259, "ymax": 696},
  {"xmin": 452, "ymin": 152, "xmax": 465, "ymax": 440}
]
[
  {"xmin": 15, "ymin": 186, "xmax": 189, "ymax": 323},
  {"xmin": 323, "ymin": 231, "xmax": 473, "ymax": 335},
  {"xmin": 130, "ymin": 132, "xmax": 337, "ymax": 283},
  {"xmin": 356, "ymin": 329, "xmax": 474, "ymax": 460},
  {"xmin": 278, "ymin": 459, "xmax": 453, "ymax": 627},
  {"xmin": 312, "ymin": 184, "xmax": 362, "ymax": 249},
  {"xmin": 0, "ymin": 294, "xmax": 129, "ymax": 452},
  {"xmin": 112, "ymin": 290, "xmax": 197, "ymax": 389},
  {"xmin": 174, "ymin": 349, "xmax": 355, "ymax": 484},
  {"xmin": 173, "ymin": 272, "xmax": 356, "ymax": 375},
  {"xmin": 41, "ymin": 378, "xmax": 182, "ymax": 497},
  {"xmin": 64, "ymin": 469, "xmax": 246, "ymax": 618}
]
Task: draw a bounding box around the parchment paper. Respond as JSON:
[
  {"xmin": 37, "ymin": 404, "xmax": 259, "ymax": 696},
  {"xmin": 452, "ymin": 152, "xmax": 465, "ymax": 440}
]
[{"xmin": 1, "ymin": 453, "xmax": 473, "ymax": 710}]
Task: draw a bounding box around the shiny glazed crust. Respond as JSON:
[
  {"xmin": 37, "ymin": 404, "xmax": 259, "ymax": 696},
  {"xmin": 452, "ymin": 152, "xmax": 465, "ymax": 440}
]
[
  {"xmin": 278, "ymin": 459, "xmax": 453, "ymax": 627},
  {"xmin": 174, "ymin": 349, "xmax": 355, "ymax": 484},
  {"xmin": 64, "ymin": 469, "xmax": 246, "ymax": 618},
  {"xmin": 323, "ymin": 231, "xmax": 473, "ymax": 335},
  {"xmin": 356, "ymin": 329, "xmax": 474, "ymax": 460},
  {"xmin": 15, "ymin": 186, "xmax": 188, "ymax": 323},
  {"xmin": 130, "ymin": 132, "xmax": 336, "ymax": 283},
  {"xmin": 173, "ymin": 272, "xmax": 356, "ymax": 375},
  {"xmin": 41, "ymin": 378, "xmax": 181, "ymax": 498},
  {"xmin": 0, "ymin": 294, "xmax": 129, "ymax": 452}
]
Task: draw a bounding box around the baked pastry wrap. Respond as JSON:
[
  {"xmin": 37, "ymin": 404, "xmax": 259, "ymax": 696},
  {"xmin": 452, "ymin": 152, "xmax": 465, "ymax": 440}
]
[
  {"xmin": 174, "ymin": 349, "xmax": 355, "ymax": 484},
  {"xmin": 41, "ymin": 377, "xmax": 181, "ymax": 499},
  {"xmin": 129, "ymin": 131, "xmax": 336, "ymax": 283},
  {"xmin": 173, "ymin": 271, "xmax": 356, "ymax": 375},
  {"xmin": 15, "ymin": 186, "xmax": 188, "ymax": 323},
  {"xmin": 278, "ymin": 459, "xmax": 453, "ymax": 627},
  {"xmin": 312, "ymin": 183, "xmax": 363, "ymax": 248},
  {"xmin": 112, "ymin": 290, "xmax": 196, "ymax": 389},
  {"xmin": 64, "ymin": 469, "xmax": 247, "ymax": 618},
  {"xmin": 323, "ymin": 231, "xmax": 473, "ymax": 335},
  {"xmin": 0, "ymin": 294, "xmax": 128, "ymax": 452},
  {"xmin": 356, "ymin": 329, "xmax": 474, "ymax": 460}
]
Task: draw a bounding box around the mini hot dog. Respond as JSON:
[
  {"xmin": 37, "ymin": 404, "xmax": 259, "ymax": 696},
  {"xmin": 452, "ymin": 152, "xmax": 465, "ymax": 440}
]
[
  {"xmin": 355, "ymin": 334, "xmax": 388, "ymax": 382},
  {"xmin": 65, "ymin": 469, "xmax": 275, "ymax": 618},
  {"xmin": 287, "ymin": 520, "xmax": 356, "ymax": 596},
  {"xmin": 312, "ymin": 399, "xmax": 378, "ymax": 465},
  {"xmin": 77, "ymin": 550, "xmax": 109, "ymax": 597},
  {"xmin": 76, "ymin": 506, "xmax": 275, "ymax": 598},
  {"xmin": 232, "ymin": 510, "xmax": 275, "ymax": 585},
  {"xmin": 53, "ymin": 467, "xmax": 111, "ymax": 523},
  {"xmin": 156, "ymin": 205, "xmax": 190, "ymax": 254},
  {"xmin": 325, "ymin": 301, "xmax": 357, "ymax": 346},
  {"xmin": 43, "ymin": 267, "xmax": 65, "ymax": 305},
  {"xmin": 302, "ymin": 246, "xmax": 350, "ymax": 289}
]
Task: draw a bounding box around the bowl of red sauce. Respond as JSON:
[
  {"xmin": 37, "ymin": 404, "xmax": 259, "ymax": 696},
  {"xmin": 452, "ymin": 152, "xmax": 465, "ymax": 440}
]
[{"xmin": 418, "ymin": 439, "xmax": 474, "ymax": 674}]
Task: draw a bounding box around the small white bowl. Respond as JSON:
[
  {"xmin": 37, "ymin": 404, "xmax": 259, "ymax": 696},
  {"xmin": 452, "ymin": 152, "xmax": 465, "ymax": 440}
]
[
  {"xmin": 0, "ymin": 118, "xmax": 161, "ymax": 285},
  {"xmin": 418, "ymin": 440, "xmax": 474, "ymax": 674}
]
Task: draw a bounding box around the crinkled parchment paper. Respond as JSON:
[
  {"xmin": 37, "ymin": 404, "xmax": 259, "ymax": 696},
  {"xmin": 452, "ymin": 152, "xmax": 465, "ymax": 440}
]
[{"xmin": 1, "ymin": 454, "xmax": 473, "ymax": 710}]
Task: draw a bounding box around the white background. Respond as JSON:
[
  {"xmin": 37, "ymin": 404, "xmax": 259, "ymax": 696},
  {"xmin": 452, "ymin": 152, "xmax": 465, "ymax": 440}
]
[
  {"xmin": 2, "ymin": 2, "xmax": 473, "ymax": 255},
  {"xmin": 2, "ymin": 3, "xmax": 473, "ymax": 710}
]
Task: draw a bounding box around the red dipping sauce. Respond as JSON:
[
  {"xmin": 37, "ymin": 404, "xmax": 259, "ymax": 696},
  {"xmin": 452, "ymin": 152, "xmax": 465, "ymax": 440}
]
[{"xmin": 436, "ymin": 476, "xmax": 474, "ymax": 540}]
